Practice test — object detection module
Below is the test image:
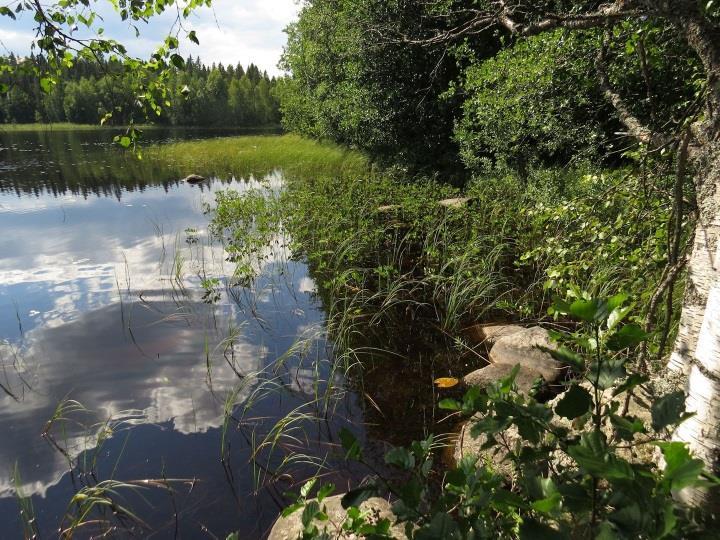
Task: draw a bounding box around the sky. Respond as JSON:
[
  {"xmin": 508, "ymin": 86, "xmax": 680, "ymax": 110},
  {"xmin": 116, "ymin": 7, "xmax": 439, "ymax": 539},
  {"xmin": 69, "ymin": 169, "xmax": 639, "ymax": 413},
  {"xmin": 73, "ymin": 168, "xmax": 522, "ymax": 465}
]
[{"xmin": 0, "ymin": 0, "xmax": 301, "ymax": 76}]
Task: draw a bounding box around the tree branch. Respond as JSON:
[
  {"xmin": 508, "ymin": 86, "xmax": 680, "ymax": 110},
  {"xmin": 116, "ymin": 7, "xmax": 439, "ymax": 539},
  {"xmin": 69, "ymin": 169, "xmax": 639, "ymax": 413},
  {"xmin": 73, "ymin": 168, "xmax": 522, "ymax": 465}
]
[
  {"xmin": 595, "ymin": 42, "xmax": 671, "ymax": 149},
  {"xmin": 496, "ymin": 0, "xmax": 646, "ymax": 36}
]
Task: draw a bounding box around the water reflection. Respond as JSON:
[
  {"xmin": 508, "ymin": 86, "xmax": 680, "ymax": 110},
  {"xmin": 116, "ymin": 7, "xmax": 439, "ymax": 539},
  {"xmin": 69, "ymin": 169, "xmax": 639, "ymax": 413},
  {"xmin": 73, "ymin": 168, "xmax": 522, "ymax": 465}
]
[
  {"xmin": 0, "ymin": 127, "xmax": 275, "ymax": 198},
  {"xmin": 0, "ymin": 129, "xmax": 349, "ymax": 538}
]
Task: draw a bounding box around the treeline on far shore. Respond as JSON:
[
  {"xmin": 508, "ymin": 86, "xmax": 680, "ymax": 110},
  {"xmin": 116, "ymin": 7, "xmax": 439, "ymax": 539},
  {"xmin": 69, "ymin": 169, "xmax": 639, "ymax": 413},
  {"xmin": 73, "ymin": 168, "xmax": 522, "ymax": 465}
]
[{"xmin": 0, "ymin": 54, "xmax": 281, "ymax": 127}]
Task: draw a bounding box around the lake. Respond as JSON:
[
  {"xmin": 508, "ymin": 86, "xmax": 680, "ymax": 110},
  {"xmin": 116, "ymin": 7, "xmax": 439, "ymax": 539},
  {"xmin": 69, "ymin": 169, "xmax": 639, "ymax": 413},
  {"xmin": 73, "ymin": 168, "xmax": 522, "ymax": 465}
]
[
  {"xmin": 0, "ymin": 127, "xmax": 366, "ymax": 539},
  {"xmin": 0, "ymin": 127, "xmax": 457, "ymax": 539}
]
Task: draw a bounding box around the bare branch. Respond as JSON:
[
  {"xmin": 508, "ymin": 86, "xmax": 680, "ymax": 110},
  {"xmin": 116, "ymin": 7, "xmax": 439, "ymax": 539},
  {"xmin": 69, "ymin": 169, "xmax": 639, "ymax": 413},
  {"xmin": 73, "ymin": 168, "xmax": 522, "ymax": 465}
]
[
  {"xmin": 595, "ymin": 43, "xmax": 671, "ymax": 149},
  {"xmin": 496, "ymin": 1, "xmax": 645, "ymax": 36}
]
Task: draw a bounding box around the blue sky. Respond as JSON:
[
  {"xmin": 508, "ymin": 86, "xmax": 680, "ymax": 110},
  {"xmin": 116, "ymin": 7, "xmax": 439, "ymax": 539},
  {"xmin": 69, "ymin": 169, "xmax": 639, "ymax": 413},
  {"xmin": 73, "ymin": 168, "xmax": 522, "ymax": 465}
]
[{"xmin": 0, "ymin": 0, "xmax": 300, "ymax": 75}]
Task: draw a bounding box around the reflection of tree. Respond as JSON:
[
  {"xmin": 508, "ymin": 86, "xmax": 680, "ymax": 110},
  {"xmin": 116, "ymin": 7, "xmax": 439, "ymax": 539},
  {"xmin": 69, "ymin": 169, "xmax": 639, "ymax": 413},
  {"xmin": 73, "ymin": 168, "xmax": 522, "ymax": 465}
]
[{"xmin": 0, "ymin": 128, "xmax": 254, "ymax": 199}]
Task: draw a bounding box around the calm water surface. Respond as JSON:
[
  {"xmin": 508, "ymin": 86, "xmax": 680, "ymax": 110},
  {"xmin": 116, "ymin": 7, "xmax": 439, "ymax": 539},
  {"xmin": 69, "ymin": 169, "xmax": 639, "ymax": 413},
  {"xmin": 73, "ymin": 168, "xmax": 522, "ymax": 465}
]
[{"xmin": 0, "ymin": 128, "xmax": 369, "ymax": 538}]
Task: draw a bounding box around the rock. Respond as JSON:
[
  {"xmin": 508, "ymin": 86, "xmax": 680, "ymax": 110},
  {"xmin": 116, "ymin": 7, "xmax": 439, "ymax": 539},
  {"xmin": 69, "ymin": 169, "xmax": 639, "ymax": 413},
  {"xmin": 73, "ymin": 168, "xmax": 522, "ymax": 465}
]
[
  {"xmin": 183, "ymin": 174, "xmax": 205, "ymax": 184},
  {"xmin": 268, "ymin": 494, "xmax": 406, "ymax": 540},
  {"xmin": 377, "ymin": 204, "xmax": 401, "ymax": 213},
  {"xmin": 453, "ymin": 419, "xmax": 522, "ymax": 477},
  {"xmin": 463, "ymin": 363, "xmax": 544, "ymax": 395},
  {"xmin": 463, "ymin": 323, "xmax": 524, "ymax": 347},
  {"xmin": 547, "ymin": 380, "xmax": 655, "ymax": 466},
  {"xmin": 438, "ymin": 197, "xmax": 471, "ymax": 209},
  {"xmin": 489, "ymin": 327, "xmax": 565, "ymax": 383}
]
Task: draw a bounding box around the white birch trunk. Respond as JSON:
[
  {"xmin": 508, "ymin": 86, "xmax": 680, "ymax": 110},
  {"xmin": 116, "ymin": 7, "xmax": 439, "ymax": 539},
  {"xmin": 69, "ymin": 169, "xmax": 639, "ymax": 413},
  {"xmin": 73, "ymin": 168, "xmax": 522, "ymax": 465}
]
[{"xmin": 669, "ymin": 149, "xmax": 720, "ymax": 507}]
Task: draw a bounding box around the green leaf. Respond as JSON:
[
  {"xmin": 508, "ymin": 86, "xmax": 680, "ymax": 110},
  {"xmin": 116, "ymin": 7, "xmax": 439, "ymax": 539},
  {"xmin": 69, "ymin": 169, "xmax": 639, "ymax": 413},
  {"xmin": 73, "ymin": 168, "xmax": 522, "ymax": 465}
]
[
  {"xmin": 438, "ymin": 398, "xmax": 461, "ymax": 411},
  {"xmin": 281, "ymin": 502, "xmax": 304, "ymax": 518},
  {"xmin": 656, "ymin": 441, "xmax": 706, "ymax": 490},
  {"xmin": 170, "ymin": 53, "xmax": 186, "ymax": 69},
  {"xmin": 339, "ymin": 427, "xmax": 362, "ymax": 460},
  {"xmin": 0, "ymin": 6, "xmax": 16, "ymax": 20},
  {"xmin": 492, "ymin": 488, "xmax": 528, "ymax": 510},
  {"xmin": 385, "ymin": 447, "xmax": 415, "ymax": 469},
  {"xmin": 660, "ymin": 501, "xmax": 677, "ymax": 537},
  {"xmin": 610, "ymin": 414, "xmax": 646, "ymax": 440},
  {"xmin": 416, "ymin": 513, "xmax": 459, "ymax": 539},
  {"xmin": 301, "ymin": 500, "xmax": 320, "ymax": 528},
  {"xmin": 568, "ymin": 432, "xmax": 634, "ymax": 480},
  {"xmin": 606, "ymin": 304, "xmax": 633, "ymax": 333},
  {"xmin": 606, "ymin": 324, "xmax": 648, "ymax": 351},
  {"xmin": 531, "ymin": 492, "xmax": 562, "ymax": 514},
  {"xmin": 300, "ymin": 478, "xmax": 316, "ymax": 498},
  {"xmin": 651, "ymin": 391, "xmax": 686, "ymax": 431},
  {"xmin": 119, "ymin": 136, "xmax": 132, "ymax": 148},
  {"xmin": 188, "ymin": 30, "xmax": 200, "ymax": 44},
  {"xmin": 555, "ymin": 384, "xmax": 593, "ymax": 420},
  {"xmin": 317, "ymin": 483, "xmax": 334, "ymax": 502},
  {"xmin": 39, "ymin": 77, "xmax": 54, "ymax": 93},
  {"xmin": 606, "ymin": 293, "xmax": 629, "ymax": 312},
  {"xmin": 588, "ymin": 358, "xmax": 626, "ymax": 390},
  {"xmin": 569, "ymin": 298, "xmax": 601, "ymax": 322},
  {"xmin": 551, "ymin": 296, "xmax": 573, "ymax": 315},
  {"xmin": 543, "ymin": 346, "xmax": 585, "ymax": 371},
  {"xmin": 341, "ymin": 485, "xmax": 376, "ymax": 509}
]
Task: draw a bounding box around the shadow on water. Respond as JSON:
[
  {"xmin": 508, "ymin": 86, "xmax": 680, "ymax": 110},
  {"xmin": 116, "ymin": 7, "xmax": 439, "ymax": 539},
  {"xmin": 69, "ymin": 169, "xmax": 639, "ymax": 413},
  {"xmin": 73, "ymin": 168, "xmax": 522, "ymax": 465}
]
[{"xmin": 0, "ymin": 128, "xmax": 462, "ymax": 538}]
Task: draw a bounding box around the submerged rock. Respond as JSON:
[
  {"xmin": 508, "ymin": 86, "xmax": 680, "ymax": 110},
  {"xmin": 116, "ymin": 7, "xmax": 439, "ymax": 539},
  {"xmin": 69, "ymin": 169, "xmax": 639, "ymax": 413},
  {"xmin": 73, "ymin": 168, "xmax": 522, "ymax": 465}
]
[
  {"xmin": 183, "ymin": 174, "xmax": 205, "ymax": 184},
  {"xmin": 489, "ymin": 327, "xmax": 565, "ymax": 383},
  {"xmin": 268, "ymin": 494, "xmax": 406, "ymax": 540},
  {"xmin": 463, "ymin": 363, "xmax": 544, "ymax": 395}
]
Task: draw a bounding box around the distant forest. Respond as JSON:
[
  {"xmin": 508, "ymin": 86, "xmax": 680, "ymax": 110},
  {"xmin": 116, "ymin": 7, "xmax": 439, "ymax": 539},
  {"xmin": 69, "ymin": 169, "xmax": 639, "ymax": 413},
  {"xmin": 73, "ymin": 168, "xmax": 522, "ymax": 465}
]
[{"xmin": 0, "ymin": 55, "xmax": 281, "ymax": 127}]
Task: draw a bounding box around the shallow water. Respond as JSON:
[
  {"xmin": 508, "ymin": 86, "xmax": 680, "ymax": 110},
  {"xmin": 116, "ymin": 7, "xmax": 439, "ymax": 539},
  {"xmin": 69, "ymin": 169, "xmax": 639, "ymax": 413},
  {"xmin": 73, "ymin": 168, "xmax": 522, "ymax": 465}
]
[{"xmin": 0, "ymin": 128, "xmax": 369, "ymax": 538}]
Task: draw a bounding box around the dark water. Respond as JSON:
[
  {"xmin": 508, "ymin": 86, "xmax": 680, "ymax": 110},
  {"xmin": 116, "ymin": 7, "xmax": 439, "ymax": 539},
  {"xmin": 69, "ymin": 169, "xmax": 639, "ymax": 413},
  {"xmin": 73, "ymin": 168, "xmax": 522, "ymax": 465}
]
[{"xmin": 0, "ymin": 128, "xmax": 371, "ymax": 539}]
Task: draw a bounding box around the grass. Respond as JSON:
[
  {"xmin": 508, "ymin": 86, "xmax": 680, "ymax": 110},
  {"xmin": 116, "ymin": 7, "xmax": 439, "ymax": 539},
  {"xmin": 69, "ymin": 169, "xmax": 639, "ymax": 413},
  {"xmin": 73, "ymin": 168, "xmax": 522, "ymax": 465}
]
[{"xmin": 147, "ymin": 133, "xmax": 370, "ymax": 181}]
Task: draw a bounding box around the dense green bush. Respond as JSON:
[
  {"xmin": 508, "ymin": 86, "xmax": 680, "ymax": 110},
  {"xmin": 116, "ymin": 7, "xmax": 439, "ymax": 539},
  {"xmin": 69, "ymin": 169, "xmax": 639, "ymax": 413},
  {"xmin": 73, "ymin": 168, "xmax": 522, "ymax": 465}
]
[
  {"xmin": 211, "ymin": 157, "xmax": 686, "ymax": 355},
  {"xmin": 455, "ymin": 31, "xmax": 607, "ymax": 175}
]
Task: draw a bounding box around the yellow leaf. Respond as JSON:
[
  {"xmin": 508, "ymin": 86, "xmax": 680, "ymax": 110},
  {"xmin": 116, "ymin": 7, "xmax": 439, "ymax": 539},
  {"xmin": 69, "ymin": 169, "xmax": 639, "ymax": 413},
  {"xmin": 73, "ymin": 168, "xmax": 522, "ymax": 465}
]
[{"xmin": 434, "ymin": 377, "xmax": 460, "ymax": 389}]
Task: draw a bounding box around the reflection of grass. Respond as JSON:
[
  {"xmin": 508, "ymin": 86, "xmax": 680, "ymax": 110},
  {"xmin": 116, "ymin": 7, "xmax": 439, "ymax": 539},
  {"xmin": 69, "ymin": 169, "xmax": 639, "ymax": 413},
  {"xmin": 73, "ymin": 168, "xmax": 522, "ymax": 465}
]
[
  {"xmin": 0, "ymin": 123, "xmax": 155, "ymax": 132},
  {"xmin": 147, "ymin": 134, "xmax": 369, "ymax": 180}
]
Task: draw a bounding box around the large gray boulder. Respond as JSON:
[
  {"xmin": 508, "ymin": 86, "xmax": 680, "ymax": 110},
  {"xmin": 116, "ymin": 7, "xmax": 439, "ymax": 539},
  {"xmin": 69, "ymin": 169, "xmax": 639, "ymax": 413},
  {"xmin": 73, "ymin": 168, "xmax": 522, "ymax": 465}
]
[
  {"xmin": 489, "ymin": 327, "xmax": 565, "ymax": 383},
  {"xmin": 463, "ymin": 363, "xmax": 544, "ymax": 395},
  {"xmin": 463, "ymin": 323, "xmax": 524, "ymax": 347},
  {"xmin": 268, "ymin": 494, "xmax": 406, "ymax": 540}
]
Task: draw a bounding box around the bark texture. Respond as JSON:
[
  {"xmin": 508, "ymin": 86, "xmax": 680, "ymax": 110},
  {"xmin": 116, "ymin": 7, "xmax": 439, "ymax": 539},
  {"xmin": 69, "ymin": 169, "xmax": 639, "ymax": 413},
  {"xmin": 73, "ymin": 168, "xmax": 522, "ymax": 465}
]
[{"xmin": 670, "ymin": 147, "xmax": 720, "ymax": 508}]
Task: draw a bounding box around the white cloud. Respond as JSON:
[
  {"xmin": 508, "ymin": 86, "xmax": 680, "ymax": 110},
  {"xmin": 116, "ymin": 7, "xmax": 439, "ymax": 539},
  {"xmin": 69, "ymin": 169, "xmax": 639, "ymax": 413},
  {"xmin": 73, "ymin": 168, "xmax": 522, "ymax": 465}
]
[{"xmin": 0, "ymin": 0, "xmax": 301, "ymax": 75}]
